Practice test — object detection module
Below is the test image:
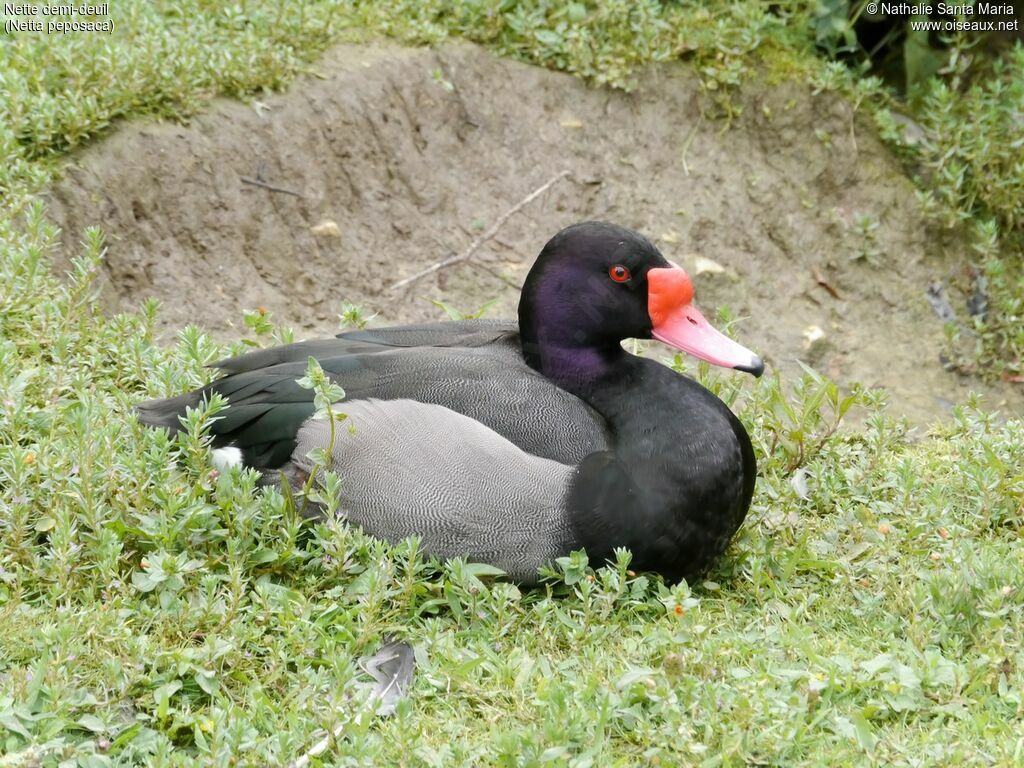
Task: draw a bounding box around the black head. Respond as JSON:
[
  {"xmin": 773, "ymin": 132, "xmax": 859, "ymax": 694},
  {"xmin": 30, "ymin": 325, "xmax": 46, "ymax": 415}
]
[
  {"xmin": 518, "ymin": 221, "xmax": 763, "ymax": 380},
  {"xmin": 519, "ymin": 222, "xmax": 667, "ymax": 353}
]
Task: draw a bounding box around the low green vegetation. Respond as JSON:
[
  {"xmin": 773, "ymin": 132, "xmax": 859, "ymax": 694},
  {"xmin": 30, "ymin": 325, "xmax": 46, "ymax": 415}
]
[
  {"xmin": 1, "ymin": 1, "xmax": 1022, "ymax": 765},
  {"xmin": 2, "ymin": 212, "xmax": 1022, "ymax": 765}
]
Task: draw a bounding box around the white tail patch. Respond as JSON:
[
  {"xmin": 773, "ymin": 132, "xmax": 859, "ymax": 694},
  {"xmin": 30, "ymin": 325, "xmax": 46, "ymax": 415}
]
[{"xmin": 211, "ymin": 446, "xmax": 244, "ymax": 471}]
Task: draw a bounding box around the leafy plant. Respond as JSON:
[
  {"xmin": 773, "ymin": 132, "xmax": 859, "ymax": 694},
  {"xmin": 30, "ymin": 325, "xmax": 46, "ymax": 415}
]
[
  {"xmin": 294, "ymin": 357, "xmax": 348, "ymax": 517},
  {"xmin": 338, "ymin": 300, "xmax": 374, "ymax": 330}
]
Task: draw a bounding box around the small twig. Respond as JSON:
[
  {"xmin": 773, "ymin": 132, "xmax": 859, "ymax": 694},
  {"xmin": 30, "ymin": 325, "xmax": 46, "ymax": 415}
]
[
  {"xmin": 848, "ymin": 99, "xmax": 859, "ymax": 157},
  {"xmin": 240, "ymin": 175, "xmax": 304, "ymax": 198},
  {"xmin": 387, "ymin": 170, "xmax": 570, "ymax": 292},
  {"xmin": 680, "ymin": 115, "xmax": 703, "ymax": 176},
  {"xmin": 424, "ymin": 232, "xmax": 520, "ymax": 290},
  {"xmin": 466, "ymin": 260, "xmax": 522, "ymax": 291},
  {"xmin": 811, "ymin": 265, "xmax": 842, "ymax": 300}
]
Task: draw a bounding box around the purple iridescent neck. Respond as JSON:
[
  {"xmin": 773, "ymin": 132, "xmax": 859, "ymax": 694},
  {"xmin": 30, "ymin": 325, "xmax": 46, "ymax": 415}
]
[
  {"xmin": 519, "ymin": 267, "xmax": 623, "ymax": 395},
  {"xmin": 527, "ymin": 342, "xmax": 620, "ymax": 393}
]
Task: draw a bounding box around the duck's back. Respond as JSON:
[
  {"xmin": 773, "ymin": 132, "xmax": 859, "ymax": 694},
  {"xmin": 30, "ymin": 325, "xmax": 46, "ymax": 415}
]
[{"xmin": 136, "ymin": 319, "xmax": 610, "ymax": 468}]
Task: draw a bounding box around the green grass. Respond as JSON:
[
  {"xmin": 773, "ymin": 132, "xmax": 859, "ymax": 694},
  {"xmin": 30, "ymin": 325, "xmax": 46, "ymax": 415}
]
[
  {"xmin": 2, "ymin": 216, "xmax": 1022, "ymax": 765},
  {"xmin": 1, "ymin": 2, "xmax": 1023, "ymax": 765}
]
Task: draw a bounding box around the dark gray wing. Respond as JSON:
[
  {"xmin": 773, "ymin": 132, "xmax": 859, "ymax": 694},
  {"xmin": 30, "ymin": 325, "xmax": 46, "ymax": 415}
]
[
  {"xmin": 137, "ymin": 319, "xmax": 609, "ymax": 468},
  {"xmin": 212, "ymin": 319, "xmax": 517, "ymax": 374}
]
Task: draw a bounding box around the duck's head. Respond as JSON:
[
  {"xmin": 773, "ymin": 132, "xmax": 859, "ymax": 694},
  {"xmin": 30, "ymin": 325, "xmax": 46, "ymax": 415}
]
[{"xmin": 519, "ymin": 221, "xmax": 764, "ymax": 378}]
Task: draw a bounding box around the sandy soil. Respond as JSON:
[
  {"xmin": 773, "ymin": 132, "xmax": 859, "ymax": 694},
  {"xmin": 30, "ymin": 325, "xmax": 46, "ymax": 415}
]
[{"xmin": 44, "ymin": 42, "xmax": 1023, "ymax": 425}]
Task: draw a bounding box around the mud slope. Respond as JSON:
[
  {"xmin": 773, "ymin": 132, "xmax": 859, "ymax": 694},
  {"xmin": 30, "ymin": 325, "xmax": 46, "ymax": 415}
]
[{"xmin": 45, "ymin": 42, "xmax": 1021, "ymax": 424}]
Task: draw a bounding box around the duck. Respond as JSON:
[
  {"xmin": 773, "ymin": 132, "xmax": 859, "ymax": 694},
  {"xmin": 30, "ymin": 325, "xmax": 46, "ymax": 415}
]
[{"xmin": 137, "ymin": 221, "xmax": 763, "ymax": 583}]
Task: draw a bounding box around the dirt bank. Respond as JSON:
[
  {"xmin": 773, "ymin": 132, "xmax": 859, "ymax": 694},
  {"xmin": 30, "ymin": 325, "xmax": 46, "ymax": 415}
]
[{"xmin": 45, "ymin": 42, "xmax": 1022, "ymax": 425}]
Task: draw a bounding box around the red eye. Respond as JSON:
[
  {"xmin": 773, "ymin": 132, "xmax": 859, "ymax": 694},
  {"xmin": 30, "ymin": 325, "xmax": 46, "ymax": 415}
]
[{"xmin": 609, "ymin": 265, "xmax": 630, "ymax": 283}]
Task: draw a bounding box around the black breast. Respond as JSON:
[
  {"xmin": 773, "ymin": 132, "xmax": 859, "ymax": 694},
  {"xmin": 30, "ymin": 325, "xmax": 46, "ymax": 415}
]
[{"xmin": 567, "ymin": 360, "xmax": 756, "ymax": 582}]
